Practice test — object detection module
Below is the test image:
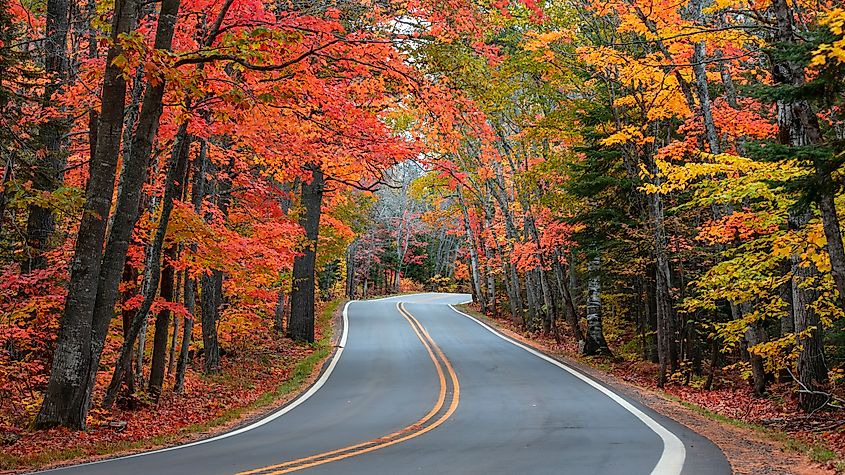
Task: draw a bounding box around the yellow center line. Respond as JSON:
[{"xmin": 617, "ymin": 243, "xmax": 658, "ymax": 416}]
[{"xmin": 236, "ymin": 302, "xmax": 459, "ymax": 475}]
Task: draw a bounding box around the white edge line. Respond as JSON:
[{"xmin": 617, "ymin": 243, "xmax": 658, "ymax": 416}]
[
  {"xmin": 447, "ymin": 303, "xmax": 686, "ymax": 475},
  {"xmin": 39, "ymin": 301, "xmax": 353, "ymax": 474}
]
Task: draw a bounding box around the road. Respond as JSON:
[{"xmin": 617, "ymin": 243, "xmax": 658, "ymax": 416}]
[{"xmin": 39, "ymin": 293, "xmax": 731, "ymax": 475}]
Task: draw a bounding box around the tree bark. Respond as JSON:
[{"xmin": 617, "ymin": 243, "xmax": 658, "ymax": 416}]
[
  {"xmin": 489, "ymin": 173, "xmax": 525, "ymax": 324},
  {"xmin": 198, "ymin": 155, "xmax": 232, "ymax": 374},
  {"xmin": 737, "ymin": 302, "xmax": 767, "ymax": 396},
  {"xmin": 119, "ymin": 263, "xmax": 137, "ymax": 396},
  {"xmin": 771, "ymin": 0, "xmax": 845, "ymax": 312},
  {"xmin": 769, "ymin": 0, "xmax": 832, "ymax": 409},
  {"xmin": 168, "ymin": 271, "xmax": 180, "ymax": 377},
  {"xmin": 345, "ymin": 240, "xmax": 357, "ymax": 298},
  {"xmin": 523, "ymin": 270, "xmax": 540, "ymax": 332},
  {"xmin": 201, "ymin": 269, "xmax": 222, "ymax": 373},
  {"xmin": 274, "ymin": 292, "xmax": 286, "ymax": 333},
  {"xmin": 35, "ymin": 0, "xmax": 138, "ymax": 429},
  {"xmin": 288, "ymin": 164, "xmax": 324, "ymax": 343},
  {"xmin": 791, "ymin": 252, "xmax": 829, "ymax": 410},
  {"xmin": 175, "ymin": 140, "xmax": 207, "ymax": 392},
  {"xmin": 554, "ymin": 257, "xmax": 584, "ymax": 344},
  {"xmin": 175, "ymin": 269, "xmax": 194, "ymax": 394},
  {"xmin": 649, "ymin": 183, "xmax": 678, "ymax": 386},
  {"xmin": 817, "ymin": 187, "xmax": 845, "ymax": 309},
  {"xmin": 489, "ymin": 219, "xmax": 520, "ymax": 324},
  {"xmin": 148, "ymin": 244, "xmax": 176, "ymax": 399},
  {"xmin": 482, "ymin": 211, "xmax": 497, "ymax": 312},
  {"xmin": 690, "ymin": 0, "xmax": 720, "ymax": 156},
  {"xmin": 149, "ymin": 137, "xmax": 191, "ymax": 397},
  {"xmin": 86, "ymin": 0, "xmax": 183, "ymax": 409},
  {"xmin": 525, "ymin": 211, "xmax": 554, "ymax": 336},
  {"xmin": 456, "ymin": 186, "xmax": 486, "ymax": 314},
  {"xmin": 581, "ymin": 255, "xmax": 611, "ymax": 356},
  {"xmin": 103, "ymin": 123, "xmax": 190, "ymax": 407}
]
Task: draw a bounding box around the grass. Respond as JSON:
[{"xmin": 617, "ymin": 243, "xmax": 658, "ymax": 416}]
[{"xmin": 0, "ymin": 300, "xmax": 342, "ymax": 472}]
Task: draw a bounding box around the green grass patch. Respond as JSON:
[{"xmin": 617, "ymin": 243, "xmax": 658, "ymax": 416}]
[{"xmin": 0, "ymin": 300, "xmax": 342, "ymax": 472}]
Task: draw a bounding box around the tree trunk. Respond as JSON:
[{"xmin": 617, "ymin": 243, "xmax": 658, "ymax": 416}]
[
  {"xmin": 489, "ymin": 178, "xmax": 525, "ymax": 323},
  {"xmin": 704, "ymin": 335, "xmax": 719, "ymax": 391},
  {"xmin": 482, "ymin": 212, "xmax": 497, "ymax": 312},
  {"xmin": 792, "ymin": 252, "xmax": 829, "ymax": 410},
  {"xmin": 646, "ymin": 153, "xmax": 678, "ymax": 386},
  {"xmin": 690, "ymin": 0, "xmax": 720, "ymax": 156},
  {"xmin": 772, "ymin": 3, "xmax": 845, "ymax": 310},
  {"xmin": 35, "ymin": 0, "xmax": 138, "ymax": 430},
  {"xmin": 745, "ymin": 330, "xmax": 767, "ymax": 396},
  {"xmin": 119, "ymin": 263, "xmax": 137, "ymax": 396},
  {"xmin": 523, "ymin": 209, "xmax": 554, "ymax": 334},
  {"xmin": 288, "ymin": 164, "xmax": 324, "ymax": 343},
  {"xmin": 274, "ymin": 291, "xmax": 286, "ymax": 333},
  {"xmin": 581, "ymin": 255, "xmax": 611, "ymax": 356},
  {"xmin": 554, "ymin": 258, "xmax": 584, "ymax": 344},
  {"xmin": 148, "ymin": 244, "xmax": 177, "ymax": 399},
  {"xmin": 134, "ymin": 299, "xmax": 148, "ymax": 386},
  {"xmin": 167, "ymin": 272, "xmax": 180, "ymax": 377},
  {"xmin": 198, "ymin": 155, "xmax": 231, "ymax": 374},
  {"xmin": 508, "ymin": 261, "xmax": 524, "ymax": 324},
  {"xmin": 769, "ymin": 0, "xmax": 832, "ymax": 409},
  {"xmin": 491, "ymin": 222, "xmax": 520, "ymax": 324},
  {"xmin": 175, "ymin": 141, "xmax": 206, "ymax": 392},
  {"xmin": 86, "ymin": 0, "xmax": 184, "ymax": 410},
  {"xmin": 175, "ymin": 270, "xmax": 194, "ymax": 394},
  {"xmin": 817, "ymin": 189, "xmax": 845, "ymax": 309},
  {"xmin": 345, "ymin": 241, "xmax": 356, "ymax": 298},
  {"xmin": 201, "ymin": 270, "xmax": 222, "ymax": 373},
  {"xmin": 103, "ymin": 123, "xmax": 190, "ymax": 407},
  {"xmin": 457, "ymin": 187, "xmax": 486, "ymax": 313}
]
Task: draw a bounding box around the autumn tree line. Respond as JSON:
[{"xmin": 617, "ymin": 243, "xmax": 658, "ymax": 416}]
[
  {"xmin": 391, "ymin": 0, "xmax": 845, "ymax": 414},
  {"xmin": 0, "ymin": 0, "xmax": 500, "ymax": 431}
]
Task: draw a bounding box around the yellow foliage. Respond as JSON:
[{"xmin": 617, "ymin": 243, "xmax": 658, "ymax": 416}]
[
  {"xmin": 643, "ymin": 152, "xmax": 805, "ymax": 196},
  {"xmin": 811, "ymin": 8, "xmax": 845, "ymax": 67},
  {"xmin": 601, "ymin": 125, "xmax": 646, "ymax": 146}
]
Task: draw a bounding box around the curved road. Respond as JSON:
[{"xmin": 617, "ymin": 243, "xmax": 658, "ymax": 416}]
[{"xmin": 39, "ymin": 293, "xmax": 730, "ymax": 475}]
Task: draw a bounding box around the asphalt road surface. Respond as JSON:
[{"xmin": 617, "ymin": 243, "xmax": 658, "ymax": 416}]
[{"xmin": 38, "ymin": 293, "xmax": 731, "ymax": 475}]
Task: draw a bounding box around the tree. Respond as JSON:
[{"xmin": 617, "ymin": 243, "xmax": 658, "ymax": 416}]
[{"xmin": 35, "ymin": 0, "xmax": 139, "ymax": 429}]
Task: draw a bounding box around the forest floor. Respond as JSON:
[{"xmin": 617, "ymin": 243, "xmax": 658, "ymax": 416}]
[
  {"xmin": 0, "ymin": 300, "xmax": 343, "ymax": 474},
  {"xmin": 457, "ymin": 303, "xmax": 844, "ymax": 475}
]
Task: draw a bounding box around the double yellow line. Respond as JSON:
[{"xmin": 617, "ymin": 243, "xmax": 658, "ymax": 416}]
[{"xmin": 237, "ymin": 302, "xmax": 460, "ymax": 475}]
